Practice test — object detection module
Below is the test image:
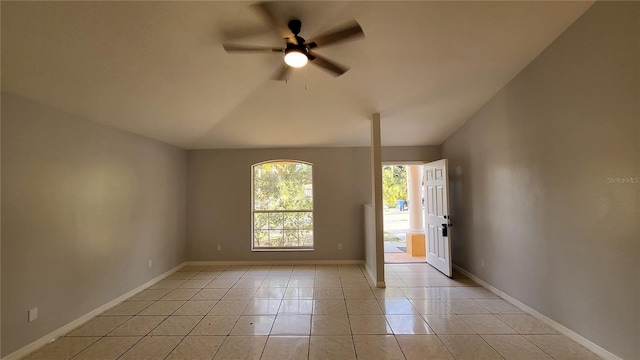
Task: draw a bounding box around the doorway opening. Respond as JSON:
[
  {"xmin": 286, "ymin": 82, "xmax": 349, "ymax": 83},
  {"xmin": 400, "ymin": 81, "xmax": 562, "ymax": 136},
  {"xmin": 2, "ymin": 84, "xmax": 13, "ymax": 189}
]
[{"xmin": 383, "ymin": 163, "xmax": 426, "ymax": 263}]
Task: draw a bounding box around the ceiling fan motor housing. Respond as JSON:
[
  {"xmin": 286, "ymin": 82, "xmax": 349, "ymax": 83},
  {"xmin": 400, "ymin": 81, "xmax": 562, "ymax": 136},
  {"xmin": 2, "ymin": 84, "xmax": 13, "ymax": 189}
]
[{"xmin": 285, "ymin": 43, "xmax": 308, "ymax": 56}]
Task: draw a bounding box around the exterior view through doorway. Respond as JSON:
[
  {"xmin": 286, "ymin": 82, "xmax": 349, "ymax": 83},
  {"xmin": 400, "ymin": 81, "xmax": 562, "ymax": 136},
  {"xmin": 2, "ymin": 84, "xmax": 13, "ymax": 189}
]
[{"xmin": 383, "ymin": 163, "xmax": 427, "ymax": 264}]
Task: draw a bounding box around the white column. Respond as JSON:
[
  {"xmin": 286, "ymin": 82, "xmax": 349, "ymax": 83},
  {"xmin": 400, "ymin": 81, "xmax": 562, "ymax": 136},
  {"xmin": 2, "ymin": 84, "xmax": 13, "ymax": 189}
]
[
  {"xmin": 407, "ymin": 165, "xmax": 424, "ymax": 234},
  {"xmin": 369, "ymin": 113, "xmax": 385, "ymax": 287}
]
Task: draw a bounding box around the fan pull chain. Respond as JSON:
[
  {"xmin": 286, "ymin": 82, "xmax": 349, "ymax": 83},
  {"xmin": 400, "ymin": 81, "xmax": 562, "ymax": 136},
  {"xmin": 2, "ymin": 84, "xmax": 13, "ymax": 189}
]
[{"xmin": 304, "ymin": 64, "xmax": 307, "ymax": 90}]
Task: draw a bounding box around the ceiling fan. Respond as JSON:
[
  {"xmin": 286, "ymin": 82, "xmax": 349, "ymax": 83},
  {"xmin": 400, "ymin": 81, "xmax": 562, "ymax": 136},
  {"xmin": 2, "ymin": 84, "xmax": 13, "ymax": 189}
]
[{"xmin": 222, "ymin": 2, "xmax": 365, "ymax": 80}]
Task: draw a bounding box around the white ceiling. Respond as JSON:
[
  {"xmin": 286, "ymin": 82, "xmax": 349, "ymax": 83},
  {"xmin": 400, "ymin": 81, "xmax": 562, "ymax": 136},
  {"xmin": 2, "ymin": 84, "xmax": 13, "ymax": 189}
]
[{"xmin": 1, "ymin": 1, "xmax": 592, "ymax": 149}]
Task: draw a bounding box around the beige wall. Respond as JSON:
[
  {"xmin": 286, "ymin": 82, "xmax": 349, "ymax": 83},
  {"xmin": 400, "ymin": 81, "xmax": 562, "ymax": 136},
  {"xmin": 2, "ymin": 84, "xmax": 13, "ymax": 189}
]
[
  {"xmin": 441, "ymin": 2, "xmax": 639, "ymax": 359},
  {"xmin": 186, "ymin": 147, "xmax": 372, "ymax": 262},
  {"xmin": 382, "ymin": 145, "xmax": 441, "ymax": 163},
  {"xmin": 186, "ymin": 145, "xmax": 440, "ymax": 263},
  {"xmin": 1, "ymin": 93, "xmax": 187, "ymax": 357}
]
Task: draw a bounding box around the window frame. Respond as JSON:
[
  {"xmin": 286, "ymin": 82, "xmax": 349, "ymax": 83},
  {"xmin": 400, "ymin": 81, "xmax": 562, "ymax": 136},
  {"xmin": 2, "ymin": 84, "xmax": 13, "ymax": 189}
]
[{"xmin": 251, "ymin": 159, "xmax": 314, "ymax": 252}]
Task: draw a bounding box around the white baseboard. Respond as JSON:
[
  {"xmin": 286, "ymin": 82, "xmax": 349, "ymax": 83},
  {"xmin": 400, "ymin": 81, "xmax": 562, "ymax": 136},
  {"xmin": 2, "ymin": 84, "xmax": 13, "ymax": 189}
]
[
  {"xmin": 186, "ymin": 260, "xmax": 365, "ymax": 266},
  {"xmin": 453, "ymin": 265, "xmax": 622, "ymax": 360},
  {"xmin": 2, "ymin": 262, "xmax": 186, "ymax": 360}
]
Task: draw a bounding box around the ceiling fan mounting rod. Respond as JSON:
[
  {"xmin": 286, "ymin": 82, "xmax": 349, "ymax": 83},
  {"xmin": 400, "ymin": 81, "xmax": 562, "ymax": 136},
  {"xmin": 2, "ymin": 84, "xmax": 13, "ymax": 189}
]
[{"xmin": 288, "ymin": 19, "xmax": 302, "ymax": 36}]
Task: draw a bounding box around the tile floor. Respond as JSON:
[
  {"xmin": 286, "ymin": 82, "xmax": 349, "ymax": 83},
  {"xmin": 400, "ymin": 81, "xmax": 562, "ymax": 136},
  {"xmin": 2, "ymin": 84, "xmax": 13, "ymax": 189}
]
[
  {"xmin": 383, "ymin": 251, "xmax": 426, "ymax": 263},
  {"xmin": 22, "ymin": 263, "xmax": 602, "ymax": 360}
]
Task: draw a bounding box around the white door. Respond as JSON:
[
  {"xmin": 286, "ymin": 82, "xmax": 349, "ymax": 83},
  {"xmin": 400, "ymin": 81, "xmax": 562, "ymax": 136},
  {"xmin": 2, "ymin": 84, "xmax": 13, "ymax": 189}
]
[{"xmin": 423, "ymin": 159, "xmax": 453, "ymax": 277}]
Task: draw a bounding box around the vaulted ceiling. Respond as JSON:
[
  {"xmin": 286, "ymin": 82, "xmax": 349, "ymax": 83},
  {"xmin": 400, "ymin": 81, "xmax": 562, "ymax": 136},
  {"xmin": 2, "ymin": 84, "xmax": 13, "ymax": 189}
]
[{"xmin": 1, "ymin": 1, "xmax": 592, "ymax": 149}]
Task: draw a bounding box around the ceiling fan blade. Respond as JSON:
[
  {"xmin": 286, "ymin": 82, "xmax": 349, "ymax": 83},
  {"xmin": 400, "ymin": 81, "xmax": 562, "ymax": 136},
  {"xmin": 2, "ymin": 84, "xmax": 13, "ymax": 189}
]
[
  {"xmin": 272, "ymin": 65, "xmax": 291, "ymax": 81},
  {"xmin": 308, "ymin": 52, "xmax": 349, "ymax": 76},
  {"xmin": 223, "ymin": 44, "xmax": 283, "ymax": 53},
  {"xmin": 251, "ymin": 2, "xmax": 297, "ymax": 44},
  {"xmin": 305, "ymin": 20, "xmax": 364, "ymax": 49}
]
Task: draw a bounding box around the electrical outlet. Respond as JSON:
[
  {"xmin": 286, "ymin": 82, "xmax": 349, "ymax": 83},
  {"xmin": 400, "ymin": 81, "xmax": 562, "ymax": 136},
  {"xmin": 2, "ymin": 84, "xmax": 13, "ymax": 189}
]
[
  {"xmin": 217, "ymin": 244, "xmax": 222, "ymax": 251},
  {"xmin": 480, "ymin": 259, "xmax": 485, "ymax": 268},
  {"xmin": 338, "ymin": 243, "xmax": 343, "ymax": 250},
  {"xmin": 148, "ymin": 260, "xmax": 153, "ymax": 268},
  {"xmin": 28, "ymin": 307, "xmax": 38, "ymax": 322}
]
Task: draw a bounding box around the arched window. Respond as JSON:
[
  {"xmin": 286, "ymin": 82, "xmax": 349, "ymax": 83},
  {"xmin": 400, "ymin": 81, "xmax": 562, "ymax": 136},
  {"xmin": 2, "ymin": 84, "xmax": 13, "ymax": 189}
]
[{"xmin": 252, "ymin": 160, "xmax": 313, "ymax": 251}]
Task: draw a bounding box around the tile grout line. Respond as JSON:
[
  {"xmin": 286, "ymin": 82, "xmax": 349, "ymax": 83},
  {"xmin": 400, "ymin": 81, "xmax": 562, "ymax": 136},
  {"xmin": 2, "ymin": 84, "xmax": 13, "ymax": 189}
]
[
  {"xmin": 166, "ymin": 265, "xmax": 222, "ymax": 360},
  {"xmin": 458, "ymin": 299, "xmax": 559, "ymax": 360},
  {"xmin": 88, "ymin": 291, "xmax": 164, "ymax": 360},
  {"xmin": 20, "ymin": 263, "xmax": 599, "ymax": 360}
]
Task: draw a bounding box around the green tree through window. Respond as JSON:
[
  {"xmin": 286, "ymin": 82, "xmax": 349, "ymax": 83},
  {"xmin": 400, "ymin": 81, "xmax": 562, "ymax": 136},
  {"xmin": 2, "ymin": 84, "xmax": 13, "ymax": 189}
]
[
  {"xmin": 252, "ymin": 160, "xmax": 313, "ymax": 250},
  {"xmin": 382, "ymin": 165, "xmax": 407, "ymax": 207}
]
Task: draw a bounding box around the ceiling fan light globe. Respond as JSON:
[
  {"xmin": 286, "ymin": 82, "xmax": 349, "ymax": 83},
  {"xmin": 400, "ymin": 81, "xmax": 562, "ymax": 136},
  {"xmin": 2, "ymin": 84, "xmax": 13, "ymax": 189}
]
[{"xmin": 284, "ymin": 51, "xmax": 308, "ymax": 68}]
